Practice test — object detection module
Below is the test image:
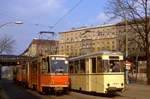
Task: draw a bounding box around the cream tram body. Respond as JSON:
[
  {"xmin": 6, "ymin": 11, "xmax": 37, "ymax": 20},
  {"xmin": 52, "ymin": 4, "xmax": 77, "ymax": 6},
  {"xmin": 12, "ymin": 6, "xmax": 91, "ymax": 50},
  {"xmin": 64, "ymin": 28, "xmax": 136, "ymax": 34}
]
[{"xmin": 69, "ymin": 51, "xmax": 124, "ymax": 94}]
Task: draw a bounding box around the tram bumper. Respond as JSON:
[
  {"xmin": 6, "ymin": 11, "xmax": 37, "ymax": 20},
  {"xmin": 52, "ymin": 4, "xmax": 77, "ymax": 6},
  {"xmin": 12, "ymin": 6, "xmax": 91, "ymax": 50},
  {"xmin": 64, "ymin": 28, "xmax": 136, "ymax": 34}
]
[
  {"xmin": 107, "ymin": 87, "xmax": 123, "ymax": 93},
  {"xmin": 54, "ymin": 87, "xmax": 63, "ymax": 91},
  {"xmin": 52, "ymin": 85, "xmax": 69, "ymax": 93}
]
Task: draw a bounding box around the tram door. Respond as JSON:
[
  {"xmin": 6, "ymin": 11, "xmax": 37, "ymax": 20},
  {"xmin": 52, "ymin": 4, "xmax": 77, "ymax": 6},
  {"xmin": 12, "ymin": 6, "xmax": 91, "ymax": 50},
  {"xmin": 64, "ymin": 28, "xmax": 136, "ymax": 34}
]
[{"xmin": 90, "ymin": 57, "xmax": 104, "ymax": 92}]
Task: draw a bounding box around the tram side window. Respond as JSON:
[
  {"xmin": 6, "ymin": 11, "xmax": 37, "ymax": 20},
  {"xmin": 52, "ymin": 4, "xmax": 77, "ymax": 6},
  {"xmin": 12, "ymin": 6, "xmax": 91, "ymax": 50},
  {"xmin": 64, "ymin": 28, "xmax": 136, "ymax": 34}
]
[
  {"xmin": 32, "ymin": 61, "xmax": 37, "ymax": 73},
  {"xmin": 97, "ymin": 57, "xmax": 103, "ymax": 73},
  {"xmin": 47, "ymin": 57, "xmax": 50, "ymax": 72},
  {"xmin": 42, "ymin": 58, "xmax": 48, "ymax": 73},
  {"xmin": 69, "ymin": 62, "xmax": 73, "ymax": 73},
  {"xmin": 109, "ymin": 60, "xmax": 122, "ymax": 72},
  {"xmin": 92, "ymin": 58, "xmax": 96, "ymax": 73},
  {"xmin": 103, "ymin": 60, "xmax": 109, "ymax": 72},
  {"xmin": 74, "ymin": 61, "xmax": 80, "ymax": 73},
  {"xmin": 80, "ymin": 59, "xmax": 85, "ymax": 73}
]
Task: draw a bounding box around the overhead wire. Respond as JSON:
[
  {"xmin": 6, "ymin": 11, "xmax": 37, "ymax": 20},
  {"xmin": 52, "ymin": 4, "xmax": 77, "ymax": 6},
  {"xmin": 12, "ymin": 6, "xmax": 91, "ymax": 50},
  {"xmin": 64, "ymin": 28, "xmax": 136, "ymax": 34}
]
[
  {"xmin": 52, "ymin": 0, "xmax": 83, "ymax": 29},
  {"xmin": 0, "ymin": 0, "xmax": 83, "ymax": 31}
]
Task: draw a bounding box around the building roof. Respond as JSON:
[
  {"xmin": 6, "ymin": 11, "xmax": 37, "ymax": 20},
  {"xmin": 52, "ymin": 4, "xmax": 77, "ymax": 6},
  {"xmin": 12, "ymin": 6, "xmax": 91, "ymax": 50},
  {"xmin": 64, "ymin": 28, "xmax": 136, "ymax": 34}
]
[
  {"xmin": 31, "ymin": 39, "xmax": 58, "ymax": 44},
  {"xmin": 21, "ymin": 39, "xmax": 58, "ymax": 56},
  {"xmin": 59, "ymin": 23, "xmax": 116, "ymax": 34}
]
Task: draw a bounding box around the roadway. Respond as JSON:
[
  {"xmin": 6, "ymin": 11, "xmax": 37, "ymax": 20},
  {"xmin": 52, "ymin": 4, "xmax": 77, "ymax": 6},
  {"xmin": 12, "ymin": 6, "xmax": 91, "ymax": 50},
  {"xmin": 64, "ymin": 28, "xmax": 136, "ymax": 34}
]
[{"xmin": 0, "ymin": 79, "xmax": 150, "ymax": 99}]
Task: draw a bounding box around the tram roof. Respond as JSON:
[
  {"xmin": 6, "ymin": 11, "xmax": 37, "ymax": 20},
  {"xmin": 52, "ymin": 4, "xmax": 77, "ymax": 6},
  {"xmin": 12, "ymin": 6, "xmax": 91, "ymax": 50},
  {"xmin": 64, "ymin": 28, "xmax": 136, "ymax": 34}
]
[
  {"xmin": 23, "ymin": 55, "xmax": 68, "ymax": 62},
  {"xmin": 69, "ymin": 50, "xmax": 123, "ymax": 61},
  {"xmin": 42, "ymin": 54, "xmax": 69, "ymax": 58}
]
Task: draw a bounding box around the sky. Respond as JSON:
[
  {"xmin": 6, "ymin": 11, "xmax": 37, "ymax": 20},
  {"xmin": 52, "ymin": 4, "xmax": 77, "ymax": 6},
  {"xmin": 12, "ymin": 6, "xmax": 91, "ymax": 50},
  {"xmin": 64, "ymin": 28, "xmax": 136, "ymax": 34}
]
[{"xmin": 0, "ymin": 0, "xmax": 118, "ymax": 55}]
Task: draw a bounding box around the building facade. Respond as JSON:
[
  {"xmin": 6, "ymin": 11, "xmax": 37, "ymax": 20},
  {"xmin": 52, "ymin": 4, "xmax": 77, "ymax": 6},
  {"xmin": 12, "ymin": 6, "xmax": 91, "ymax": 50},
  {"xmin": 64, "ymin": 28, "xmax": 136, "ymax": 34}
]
[
  {"xmin": 22, "ymin": 39, "xmax": 58, "ymax": 57},
  {"xmin": 58, "ymin": 24, "xmax": 119, "ymax": 57}
]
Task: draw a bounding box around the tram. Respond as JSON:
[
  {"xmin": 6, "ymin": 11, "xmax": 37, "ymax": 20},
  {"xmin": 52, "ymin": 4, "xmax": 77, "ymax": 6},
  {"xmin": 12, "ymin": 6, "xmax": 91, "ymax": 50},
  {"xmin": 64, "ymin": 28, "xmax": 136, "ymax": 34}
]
[
  {"xmin": 69, "ymin": 51, "xmax": 124, "ymax": 94},
  {"xmin": 36, "ymin": 55, "xmax": 69, "ymax": 94},
  {"xmin": 14, "ymin": 55, "xmax": 69, "ymax": 94},
  {"xmin": 14, "ymin": 65, "xmax": 23, "ymax": 84}
]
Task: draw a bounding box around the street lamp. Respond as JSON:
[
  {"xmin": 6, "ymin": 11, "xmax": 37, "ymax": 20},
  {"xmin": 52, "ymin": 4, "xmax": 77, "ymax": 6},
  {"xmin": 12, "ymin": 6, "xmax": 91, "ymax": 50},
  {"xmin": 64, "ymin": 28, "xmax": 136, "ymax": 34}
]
[{"xmin": 0, "ymin": 21, "xmax": 23, "ymax": 28}]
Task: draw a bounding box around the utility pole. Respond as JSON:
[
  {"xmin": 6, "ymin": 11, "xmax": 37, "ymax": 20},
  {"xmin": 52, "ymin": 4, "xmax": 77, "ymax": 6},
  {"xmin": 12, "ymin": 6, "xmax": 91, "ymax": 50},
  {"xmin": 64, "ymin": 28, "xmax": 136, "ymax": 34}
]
[{"xmin": 125, "ymin": 14, "xmax": 129, "ymax": 84}]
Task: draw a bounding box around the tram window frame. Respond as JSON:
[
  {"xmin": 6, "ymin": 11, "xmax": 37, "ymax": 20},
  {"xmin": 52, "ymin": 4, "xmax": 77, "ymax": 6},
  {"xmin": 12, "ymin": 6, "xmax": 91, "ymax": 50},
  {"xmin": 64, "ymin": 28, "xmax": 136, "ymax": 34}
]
[{"xmin": 80, "ymin": 59, "xmax": 86, "ymax": 73}]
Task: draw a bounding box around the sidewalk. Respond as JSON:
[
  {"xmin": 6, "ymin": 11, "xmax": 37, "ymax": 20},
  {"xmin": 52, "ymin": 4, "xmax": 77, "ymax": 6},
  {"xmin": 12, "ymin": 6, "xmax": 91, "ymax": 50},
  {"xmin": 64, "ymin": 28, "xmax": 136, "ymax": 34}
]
[
  {"xmin": 0, "ymin": 80, "xmax": 9, "ymax": 99},
  {"xmin": 0, "ymin": 80, "xmax": 5, "ymax": 99},
  {"xmin": 129, "ymin": 83, "xmax": 150, "ymax": 91},
  {"xmin": 122, "ymin": 83, "xmax": 150, "ymax": 99}
]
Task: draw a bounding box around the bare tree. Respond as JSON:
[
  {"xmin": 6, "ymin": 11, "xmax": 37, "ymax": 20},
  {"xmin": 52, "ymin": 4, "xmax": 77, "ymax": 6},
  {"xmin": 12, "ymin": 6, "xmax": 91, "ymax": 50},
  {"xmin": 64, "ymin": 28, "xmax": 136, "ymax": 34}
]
[
  {"xmin": 0, "ymin": 34, "xmax": 15, "ymax": 54},
  {"xmin": 106, "ymin": 0, "xmax": 150, "ymax": 84}
]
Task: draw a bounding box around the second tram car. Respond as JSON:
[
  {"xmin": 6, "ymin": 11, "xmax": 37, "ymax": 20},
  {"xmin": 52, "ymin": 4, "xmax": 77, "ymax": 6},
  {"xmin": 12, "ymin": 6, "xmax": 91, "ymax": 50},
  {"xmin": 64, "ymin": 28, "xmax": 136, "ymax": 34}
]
[{"xmin": 69, "ymin": 51, "xmax": 124, "ymax": 94}]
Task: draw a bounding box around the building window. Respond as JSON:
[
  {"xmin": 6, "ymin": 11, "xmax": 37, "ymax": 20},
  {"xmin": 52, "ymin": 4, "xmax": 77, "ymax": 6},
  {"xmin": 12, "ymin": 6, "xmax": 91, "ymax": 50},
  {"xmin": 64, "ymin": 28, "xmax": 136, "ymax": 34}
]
[
  {"xmin": 71, "ymin": 38, "xmax": 73, "ymax": 42},
  {"xmin": 97, "ymin": 47, "xmax": 100, "ymax": 50},
  {"xmin": 112, "ymin": 41, "xmax": 115, "ymax": 44},
  {"xmin": 112, "ymin": 45, "xmax": 115, "ymax": 49},
  {"xmin": 97, "ymin": 31, "xmax": 102, "ymax": 36}
]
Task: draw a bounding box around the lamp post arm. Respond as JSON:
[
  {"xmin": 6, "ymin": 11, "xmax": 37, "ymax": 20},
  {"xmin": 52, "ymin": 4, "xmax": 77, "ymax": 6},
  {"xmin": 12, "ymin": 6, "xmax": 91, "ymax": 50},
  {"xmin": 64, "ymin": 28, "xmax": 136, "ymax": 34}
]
[
  {"xmin": 0, "ymin": 22, "xmax": 13, "ymax": 28},
  {"xmin": 0, "ymin": 21, "xmax": 23, "ymax": 28}
]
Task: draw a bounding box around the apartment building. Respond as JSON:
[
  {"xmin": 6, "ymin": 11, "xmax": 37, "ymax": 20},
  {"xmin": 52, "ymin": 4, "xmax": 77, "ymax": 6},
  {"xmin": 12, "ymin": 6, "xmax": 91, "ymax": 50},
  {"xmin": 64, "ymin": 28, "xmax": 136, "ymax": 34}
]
[{"xmin": 58, "ymin": 24, "xmax": 119, "ymax": 57}]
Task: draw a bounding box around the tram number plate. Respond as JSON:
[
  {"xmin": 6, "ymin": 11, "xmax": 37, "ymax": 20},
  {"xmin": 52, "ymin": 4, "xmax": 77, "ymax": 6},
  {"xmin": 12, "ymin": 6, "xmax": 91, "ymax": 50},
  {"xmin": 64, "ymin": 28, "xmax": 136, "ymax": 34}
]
[{"xmin": 112, "ymin": 83, "xmax": 119, "ymax": 85}]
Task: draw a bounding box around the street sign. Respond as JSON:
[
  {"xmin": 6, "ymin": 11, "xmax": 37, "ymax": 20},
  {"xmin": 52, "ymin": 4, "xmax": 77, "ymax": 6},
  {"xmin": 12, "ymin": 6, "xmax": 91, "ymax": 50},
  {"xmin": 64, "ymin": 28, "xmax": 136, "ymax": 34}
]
[{"xmin": 125, "ymin": 61, "xmax": 131, "ymax": 70}]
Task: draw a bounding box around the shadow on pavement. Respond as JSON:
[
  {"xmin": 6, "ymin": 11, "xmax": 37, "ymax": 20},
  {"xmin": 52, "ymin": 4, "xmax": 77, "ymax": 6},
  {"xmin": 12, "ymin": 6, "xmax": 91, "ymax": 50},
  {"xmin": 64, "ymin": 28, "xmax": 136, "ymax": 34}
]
[{"xmin": 0, "ymin": 79, "xmax": 42, "ymax": 99}]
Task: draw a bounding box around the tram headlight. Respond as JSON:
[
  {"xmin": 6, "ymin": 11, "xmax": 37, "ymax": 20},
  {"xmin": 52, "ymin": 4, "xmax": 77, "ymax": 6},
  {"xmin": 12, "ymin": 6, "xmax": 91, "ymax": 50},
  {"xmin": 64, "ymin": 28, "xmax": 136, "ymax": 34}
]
[
  {"xmin": 64, "ymin": 81, "xmax": 68, "ymax": 85},
  {"xmin": 107, "ymin": 83, "xmax": 110, "ymax": 87},
  {"xmin": 121, "ymin": 83, "xmax": 124, "ymax": 86}
]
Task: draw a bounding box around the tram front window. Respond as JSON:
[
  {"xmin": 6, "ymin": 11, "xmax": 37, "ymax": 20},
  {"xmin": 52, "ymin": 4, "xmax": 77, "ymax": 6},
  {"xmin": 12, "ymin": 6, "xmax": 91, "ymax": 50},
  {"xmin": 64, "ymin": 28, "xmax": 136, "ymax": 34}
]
[
  {"xmin": 51, "ymin": 60, "xmax": 68, "ymax": 73},
  {"xmin": 103, "ymin": 60, "xmax": 123, "ymax": 72}
]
